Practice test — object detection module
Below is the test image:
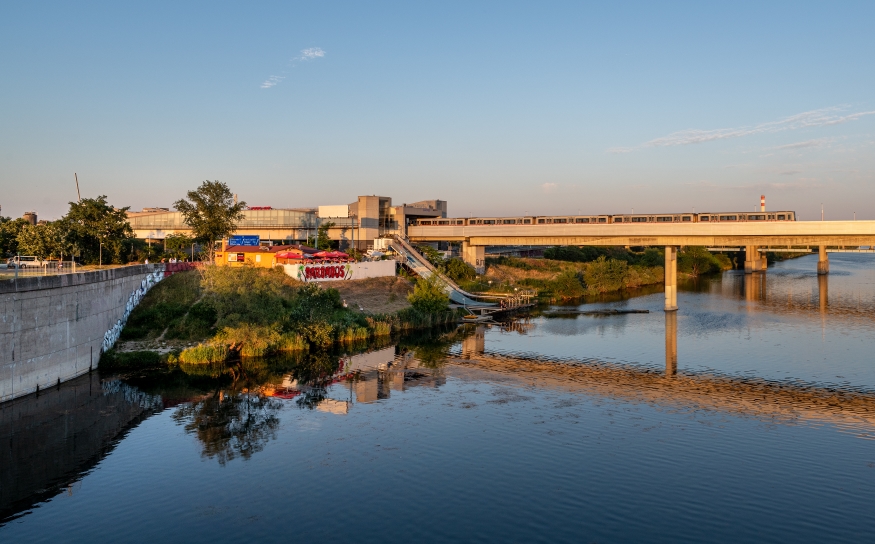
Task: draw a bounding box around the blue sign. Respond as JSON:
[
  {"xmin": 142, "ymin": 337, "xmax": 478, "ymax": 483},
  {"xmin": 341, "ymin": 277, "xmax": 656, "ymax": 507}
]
[{"xmin": 228, "ymin": 235, "xmax": 260, "ymax": 247}]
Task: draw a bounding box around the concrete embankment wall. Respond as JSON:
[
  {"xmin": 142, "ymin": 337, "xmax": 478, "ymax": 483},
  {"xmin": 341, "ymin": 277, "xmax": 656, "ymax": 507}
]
[{"xmin": 0, "ymin": 265, "xmax": 162, "ymax": 403}]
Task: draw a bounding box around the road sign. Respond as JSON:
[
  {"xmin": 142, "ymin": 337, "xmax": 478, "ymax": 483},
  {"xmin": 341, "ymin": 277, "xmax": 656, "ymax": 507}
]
[{"xmin": 228, "ymin": 235, "xmax": 260, "ymax": 247}]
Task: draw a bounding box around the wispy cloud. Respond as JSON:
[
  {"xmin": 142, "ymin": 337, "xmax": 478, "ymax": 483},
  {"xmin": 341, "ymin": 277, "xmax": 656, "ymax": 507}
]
[
  {"xmin": 772, "ymin": 138, "xmax": 828, "ymax": 151},
  {"xmin": 609, "ymin": 107, "xmax": 875, "ymax": 152},
  {"xmin": 260, "ymin": 47, "xmax": 326, "ymax": 89},
  {"xmin": 300, "ymin": 47, "xmax": 325, "ymax": 60},
  {"xmin": 260, "ymin": 75, "xmax": 285, "ymax": 89}
]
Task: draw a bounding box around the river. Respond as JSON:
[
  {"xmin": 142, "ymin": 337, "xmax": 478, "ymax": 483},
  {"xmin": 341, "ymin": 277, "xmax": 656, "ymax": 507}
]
[{"xmin": 2, "ymin": 253, "xmax": 875, "ymax": 543}]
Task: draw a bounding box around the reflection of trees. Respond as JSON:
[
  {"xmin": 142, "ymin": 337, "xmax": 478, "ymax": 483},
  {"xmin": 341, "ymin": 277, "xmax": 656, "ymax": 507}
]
[{"xmin": 172, "ymin": 392, "xmax": 281, "ymax": 466}]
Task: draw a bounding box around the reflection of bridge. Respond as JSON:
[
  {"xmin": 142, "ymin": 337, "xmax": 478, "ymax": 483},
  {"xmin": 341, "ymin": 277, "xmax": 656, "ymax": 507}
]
[
  {"xmin": 456, "ymin": 325, "xmax": 875, "ymax": 438},
  {"xmin": 410, "ymin": 220, "xmax": 875, "ymax": 310}
]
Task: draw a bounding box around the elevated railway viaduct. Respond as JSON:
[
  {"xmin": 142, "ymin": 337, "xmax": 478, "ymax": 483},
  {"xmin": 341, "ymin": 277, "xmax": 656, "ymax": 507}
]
[{"xmin": 407, "ymin": 220, "xmax": 875, "ymax": 311}]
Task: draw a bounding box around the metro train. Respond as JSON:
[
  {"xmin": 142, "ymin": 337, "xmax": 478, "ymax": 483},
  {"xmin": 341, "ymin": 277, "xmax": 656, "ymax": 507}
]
[{"xmin": 414, "ymin": 210, "xmax": 796, "ymax": 227}]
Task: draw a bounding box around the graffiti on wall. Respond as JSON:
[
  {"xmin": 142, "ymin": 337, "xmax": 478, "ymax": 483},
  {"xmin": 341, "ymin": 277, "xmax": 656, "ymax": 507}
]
[
  {"xmin": 101, "ymin": 268, "xmax": 165, "ymax": 353},
  {"xmin": 296, "ymin": 263, "xmax": 354, "ymax": 282}
]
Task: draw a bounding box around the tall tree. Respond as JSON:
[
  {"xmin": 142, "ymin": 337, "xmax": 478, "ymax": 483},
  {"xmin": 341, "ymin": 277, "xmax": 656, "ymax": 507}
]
[
  {"xmin": 164, "ymin": 232, "xmax": 195, "ymax": 261},
  {"xmin": 16, "ymin": 221, "xmax": 71, "ymax": 260},
  {"xmin": 174, "ymin": 181, "xmax": 246, "ymax": 262},
  {"xmin": 64, "ymin": 196, "xmax": 135, "ymax": 264},
  {"xmin": 0, "ymin": 217, "xmax": 29, "ymax": 257}
]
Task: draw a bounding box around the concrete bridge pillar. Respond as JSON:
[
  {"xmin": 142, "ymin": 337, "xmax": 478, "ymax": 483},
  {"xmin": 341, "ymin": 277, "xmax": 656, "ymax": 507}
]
[
  {"xmin": 462, "ymin": 242, "xmax": 486, "ymax": 275},
  {"xmin": 817, "ymin": 245, "xmax": 829, "ymax": 275},
  {"xmin": 664, "ymin": 246, "xmax": 678, "ymax": 311},
  {"xmin": 665, "ymin": 311, "xmax": 677, "ymax": 377},
  {"xmin": 744, "ymin": 245, "xmax": 765, "ymax": 273}
]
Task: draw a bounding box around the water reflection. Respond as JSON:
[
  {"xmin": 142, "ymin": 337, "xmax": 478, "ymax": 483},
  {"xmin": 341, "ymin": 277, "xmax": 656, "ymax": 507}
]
[
  {"xmin": 0, "ymin": 372, "xmax": 163, "ymax": 523},
  {"xmin": 665, "ymin": 311, "xmax": 677, "ymax": 377}
]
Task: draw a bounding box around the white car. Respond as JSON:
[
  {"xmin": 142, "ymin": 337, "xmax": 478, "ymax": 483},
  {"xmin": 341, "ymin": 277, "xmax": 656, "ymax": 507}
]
[{"xmin": 6, "ymin": 256, "xmax": 53, "ymax": 269}]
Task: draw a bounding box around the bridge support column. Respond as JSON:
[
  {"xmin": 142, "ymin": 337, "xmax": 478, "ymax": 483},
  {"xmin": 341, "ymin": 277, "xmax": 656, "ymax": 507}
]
[
  {"xmin": 817, "ymin": 245, "xmax": 829, "ymax": 275},
  {"xmin": 665, "ymin": 310, "xmax": 677, "ymax": 377},
  {"xmin": 744, "ymin": 245, "xmax": 764, "ymax": 273},
  {"xmin": 664, "ymin": 246, "xmax": 678, "ymax": 311},
  {"xmin": 462, "ymin": 242, "xmax": 486, "ymax": 275}
]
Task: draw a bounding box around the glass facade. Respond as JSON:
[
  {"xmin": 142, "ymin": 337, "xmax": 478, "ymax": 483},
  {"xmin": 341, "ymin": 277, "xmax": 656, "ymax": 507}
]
[{"xmin": 128, "ymin": 209, "xmax": 317, "ymax": 230}]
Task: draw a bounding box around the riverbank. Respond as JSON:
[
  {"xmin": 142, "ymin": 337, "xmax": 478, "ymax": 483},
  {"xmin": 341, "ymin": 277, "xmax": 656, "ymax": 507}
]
[
  {"xmin": 105, "ymin": 267, "xmax": 459, "ymax": 369},
  {"xmin": 469, "ymin": 256, "xmax": 665, "ymax": 300}
]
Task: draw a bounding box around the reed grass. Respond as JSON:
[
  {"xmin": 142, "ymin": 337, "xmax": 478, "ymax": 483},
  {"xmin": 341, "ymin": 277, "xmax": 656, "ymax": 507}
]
[{"xmin": 178, "ymin": 343, "xmax": 229, "ymax": 364}]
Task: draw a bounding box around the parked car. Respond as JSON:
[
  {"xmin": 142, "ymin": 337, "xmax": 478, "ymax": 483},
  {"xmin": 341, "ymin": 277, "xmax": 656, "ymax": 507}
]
[{"xmin": 6, "ymin": 256, "xmax": 53, "ymax": 269}]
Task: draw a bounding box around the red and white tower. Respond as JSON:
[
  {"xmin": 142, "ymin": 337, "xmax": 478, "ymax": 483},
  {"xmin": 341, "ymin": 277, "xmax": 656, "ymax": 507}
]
[{"xmin": 760, "ymin": 195, "xmax": 766, "ymax": 212}]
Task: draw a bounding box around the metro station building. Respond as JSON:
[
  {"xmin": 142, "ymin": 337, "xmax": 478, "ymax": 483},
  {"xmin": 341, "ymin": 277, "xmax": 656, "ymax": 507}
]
[{"xmin": 126, "ymin": 195, "xmax": 447, "ymax": 250}]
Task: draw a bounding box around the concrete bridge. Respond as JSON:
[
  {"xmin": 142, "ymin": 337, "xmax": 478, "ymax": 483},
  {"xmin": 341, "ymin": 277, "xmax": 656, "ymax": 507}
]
[{"xmin": 408, "ymin": 220, "xmax": 875, "ymax": 311}]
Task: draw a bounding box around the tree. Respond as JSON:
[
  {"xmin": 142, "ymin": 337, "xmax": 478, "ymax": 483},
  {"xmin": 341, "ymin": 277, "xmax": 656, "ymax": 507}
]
[
  {"xmin": 63, "ymin": 196, "xmax": 135, "ymax": 264},
  {"xmin": 165, "ymin": 233, "xmax": 195, "ymax": 261},
  {"xmin": 407, "ymin": 274, "xmax": 450, "ymax": 313},
  {"xmin": 0, "ymin": 217, "xmax": 29, "ymax": 257},
  {"xmin": 307, "ymin": 221, "xmax": 336, "ymax": 250},
  {"xmin": 16, "ymin": 221, "xmax": 71, "ymax": 260},
  {"xmin": 174, "ymin": 181, "xmax": 246, "ymax": 262}
]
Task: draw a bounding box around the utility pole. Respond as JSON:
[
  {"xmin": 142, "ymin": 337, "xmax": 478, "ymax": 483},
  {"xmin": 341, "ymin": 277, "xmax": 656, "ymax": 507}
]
[
  {"xmin": 74, "ymin": 173, "xmax": 81, "ymax": 202},
  {"xmin": 821, "ymin": 203, "xmax": 824, "ymax": 221}
]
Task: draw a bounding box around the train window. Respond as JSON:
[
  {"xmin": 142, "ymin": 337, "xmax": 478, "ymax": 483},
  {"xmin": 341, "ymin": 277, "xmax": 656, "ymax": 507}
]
[
  {"xmin": 422, "ymin": 221, "xmax": 432, "ymax": 225},
  {"xmin": 777, "ymin": 214, "xmax": 786, "ymax": 220},
  {"xmin": 456, "ymin": 220, "xmax": 464, "ymax": 225},
  {"xmin": 656, "ymin": 217, "xmax": 672, "ymax": 222},
  {"xmin": 682, "ymin": 216, "xmax": 692, "ymax": 222},
  {"xmin": 554, "ymin": 218, "xmax": 567, "ymax": 224},
  {"xmin": 523, "ymin": 219, "xmax": 531, "ymax": 224},
  {"xmin": 614, "ymin": 217, "xmax": 623, "ymax": 223},
  {"xmin": 632, "ymin": 217, "xmax": 647, "ymax": 223},
  {"xmin": 719, "ymin": 215, "xmax": 737, "ymax": 221},
  {"xmin": 575, "ymin": 218, "xmax": 589, "ymax": 223},
  {"xmin": 598, "ymin": 217, "xmax": 607, "ymax": 223},
  {"xmin": 537, "ymin": 219, "xmax": 546, "ymax": 224},
  {"xmin": 701, "ymin": 216, "xmax": 710, "ymax": 221},
  {"xmin": 502, "ymin": 219, "xmax": 515, "ymax": 224},
  {"xmin": 748, "ymin": 215, "xmax": 765, "ymax": 221},
  {"xmin": 483, "ymin": 220, "xmax": 495, "ymax": 225},
  {"xmin": 438, "ymin": 220, "xmax": 449, "ymax": 225}
]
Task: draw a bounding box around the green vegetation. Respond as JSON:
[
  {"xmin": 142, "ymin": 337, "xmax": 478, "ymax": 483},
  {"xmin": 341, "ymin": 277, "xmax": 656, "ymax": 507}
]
[
  {"xmin": 483, "ymin": 255, "xmax": 664, "ymax": 300},
  {"xmin": 174, "ymin": 180, "xmax": 247, "ymax": 261},
  {"xmin": 111, "ymin": 265, "xmax": 464, "ymax": 368},
  {"xmin": 100, "ymin": 350, "xmax": 166, "ymax": 370},
  {"xmin": 407, "ymin": 274, "xmax": 450, "ymax": 313},
  {"xmin": 308, "ymin": 221, "xmax": 337, "ymax": 250},
  {"xmin": 677, "ymin": 246, "xmax": 732, "ymax": 275}
]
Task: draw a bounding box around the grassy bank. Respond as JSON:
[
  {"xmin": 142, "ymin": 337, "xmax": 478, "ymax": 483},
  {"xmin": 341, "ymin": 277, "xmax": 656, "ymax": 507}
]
[
  {"xmin": 105, "ymin": 266, "xmax": 462, "ymax": 368},
  {"xmin": 472, "ymin": 246, "xmax": 732, "ymax": 301}
]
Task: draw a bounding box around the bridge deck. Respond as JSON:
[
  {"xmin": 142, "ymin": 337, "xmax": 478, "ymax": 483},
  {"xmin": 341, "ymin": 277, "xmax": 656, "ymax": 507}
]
[{"xmin": 409, "ymin": 220, "xmax": 875, "ymax": 246}]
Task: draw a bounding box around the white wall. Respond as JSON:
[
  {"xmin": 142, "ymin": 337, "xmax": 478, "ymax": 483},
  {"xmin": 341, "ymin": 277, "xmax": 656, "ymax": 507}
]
[{"xmin": 283, "ymin": 260, "xmax": 396, "ymax": 282}]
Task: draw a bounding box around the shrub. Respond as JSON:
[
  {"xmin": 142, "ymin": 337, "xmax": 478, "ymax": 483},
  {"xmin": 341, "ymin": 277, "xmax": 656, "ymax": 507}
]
[
  {"xmin": 178, "ymin": 343, "xmax": 229, "ymax": 364},
  {"xmin": 549, "ymin": 270, "xmax": 586, "ymax": 300},
  {"xmin": 583, "ymin": 256, "xmax": 629, "ymax": 293},
  {"xmin": 444, "ymin": 258, "xmax": 476, "ymax": 282},
  {"xmin": 408, "ymin": 275, "xmax": 450, "ymax": 313},
  {"xmin": 678, "ymin": 246, "xmax": 731, "ymax": 276}
]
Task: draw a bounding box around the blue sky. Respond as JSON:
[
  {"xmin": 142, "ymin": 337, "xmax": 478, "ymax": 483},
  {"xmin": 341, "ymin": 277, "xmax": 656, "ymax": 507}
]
[{"xmin": 2, "ymin": 1, "xmax": 874, "ymax": 220}]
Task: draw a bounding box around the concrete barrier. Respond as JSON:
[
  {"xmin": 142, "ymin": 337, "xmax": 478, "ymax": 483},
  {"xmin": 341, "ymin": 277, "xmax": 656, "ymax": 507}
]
[{"xmin": 0, "ymin": 265, "xmax": 164, "ymax": 403}]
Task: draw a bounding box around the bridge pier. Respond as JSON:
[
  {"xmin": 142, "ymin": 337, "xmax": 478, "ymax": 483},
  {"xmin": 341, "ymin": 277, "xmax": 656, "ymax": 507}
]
[
  {"xmin": 817, "ymin": 245, "xmax": 829, "ymax": 275},
  {"xmin": 664, "ymin": 246, "xmax": 678, "ymax": 311},
  {"xmin": 462, "ymin": 242, "xmax": 486, "ymax": 275},
  {"xmin": 744, "ymin": 245, "xmax": 766, "ymax": 273}
]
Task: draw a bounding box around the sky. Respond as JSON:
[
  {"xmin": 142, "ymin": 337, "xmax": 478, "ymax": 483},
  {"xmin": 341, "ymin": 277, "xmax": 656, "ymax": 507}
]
[{"xmin": 1, "ymin": 1, "xmax": 874, "ymax": 221}]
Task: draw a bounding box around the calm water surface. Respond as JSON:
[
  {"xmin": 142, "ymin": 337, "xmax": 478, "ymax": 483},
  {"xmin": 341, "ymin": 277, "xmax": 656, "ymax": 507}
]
[{"xmin": 2, "ymin": 253, "xmax": 875, "ymax": 543}]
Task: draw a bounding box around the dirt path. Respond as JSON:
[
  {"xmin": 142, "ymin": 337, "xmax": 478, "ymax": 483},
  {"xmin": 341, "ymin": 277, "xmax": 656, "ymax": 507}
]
[{"xmin": 329, "ymin": 276, "xmax": 414, "ymax": 314}]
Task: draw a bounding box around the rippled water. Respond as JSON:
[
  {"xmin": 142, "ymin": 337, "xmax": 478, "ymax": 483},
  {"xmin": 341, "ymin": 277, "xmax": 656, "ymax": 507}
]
[{"xmin": 3, "ymin": 253, "xmax": 875, "ymax": 543}]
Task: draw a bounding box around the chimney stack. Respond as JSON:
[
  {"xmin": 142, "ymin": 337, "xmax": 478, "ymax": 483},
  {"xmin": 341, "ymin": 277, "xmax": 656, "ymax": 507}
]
[{"xmin": 760, "ymin": 195, "xmax": 765, "ymax": 212}]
